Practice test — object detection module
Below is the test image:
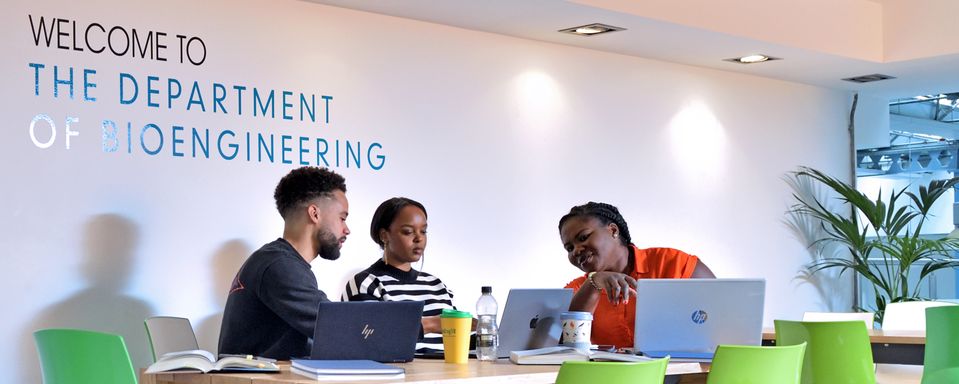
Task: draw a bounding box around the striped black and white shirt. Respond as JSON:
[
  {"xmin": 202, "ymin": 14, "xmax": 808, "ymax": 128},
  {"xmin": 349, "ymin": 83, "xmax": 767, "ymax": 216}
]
[{"xmin": 342, "ymin": 259, "xmax": 455, "ymax": 352}]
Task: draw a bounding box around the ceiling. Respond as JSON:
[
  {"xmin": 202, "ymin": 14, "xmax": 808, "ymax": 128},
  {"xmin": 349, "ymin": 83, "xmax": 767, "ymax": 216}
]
[{"xmin": 306, "ymin": 0, "xmax": 959, "ymax": 99}]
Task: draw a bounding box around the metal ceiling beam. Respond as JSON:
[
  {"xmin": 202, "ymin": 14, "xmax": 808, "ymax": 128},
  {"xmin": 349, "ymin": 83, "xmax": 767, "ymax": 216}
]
[
  {"xmin": 890, "ymin": 114, "xmax": 959, "ymax": 137},
  {"xmin": 857, "ymin": 141, "xmax": 959, "ymax": 176},
  {"xmin": 889, "ymin": 96, "xmax": 947, "ymax": 106}
]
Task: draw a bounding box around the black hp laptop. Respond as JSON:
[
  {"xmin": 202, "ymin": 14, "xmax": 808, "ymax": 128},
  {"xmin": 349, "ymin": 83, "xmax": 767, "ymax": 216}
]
[{"xmin": 311, "ymin": 301, "xmax": 424, "ymax": 363}]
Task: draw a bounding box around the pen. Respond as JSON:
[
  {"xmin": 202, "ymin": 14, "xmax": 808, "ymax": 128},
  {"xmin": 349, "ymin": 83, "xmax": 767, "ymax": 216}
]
[{"xmin": 218, "ymin": 354, "xmax": 278, "ymax": 363}]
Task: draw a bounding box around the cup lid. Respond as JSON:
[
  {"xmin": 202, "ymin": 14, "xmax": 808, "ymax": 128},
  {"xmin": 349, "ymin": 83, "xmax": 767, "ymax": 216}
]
[
  {"xmin": 561, "ymin": 311, "xmax": 593, "ymax": 321},
  {"xmin": 441, "ymin": 309, "xmax": 472, "ymax": 318}
]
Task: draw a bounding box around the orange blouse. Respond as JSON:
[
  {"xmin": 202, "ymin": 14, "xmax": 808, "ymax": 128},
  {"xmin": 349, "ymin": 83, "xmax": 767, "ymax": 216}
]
[{"xmin": 565, "ymin": 245, "xmax": 699, "ymax": 348}]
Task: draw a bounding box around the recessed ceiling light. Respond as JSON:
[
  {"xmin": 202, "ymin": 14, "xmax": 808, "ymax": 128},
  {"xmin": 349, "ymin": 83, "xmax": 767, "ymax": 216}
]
[
  {"xmin": 559, "ymin": 23, "xmax": 625, "ymax": 36},
  {"xmin": 723, "ymin": 54, "xmax": 782, "ymax": 64}
]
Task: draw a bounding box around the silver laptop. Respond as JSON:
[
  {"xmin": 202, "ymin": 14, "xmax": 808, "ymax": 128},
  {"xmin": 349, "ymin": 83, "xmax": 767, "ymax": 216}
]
[
  {"xmin": 634, "ymin": 279, "xmax": 765, "ymax": 360},
  {"xmin": 496, "ymin": 289, "xmax": 573, "ymax": 358}
]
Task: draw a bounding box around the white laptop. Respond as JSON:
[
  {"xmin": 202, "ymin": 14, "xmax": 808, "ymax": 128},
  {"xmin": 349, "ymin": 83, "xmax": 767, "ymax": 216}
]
[
  {"xmin": 634, "ymin": 278, "xmax": 765, "ymax": 360},
  {"xmin": 496, "ymin": 289, "xmax": 573, "ymax": 358}
]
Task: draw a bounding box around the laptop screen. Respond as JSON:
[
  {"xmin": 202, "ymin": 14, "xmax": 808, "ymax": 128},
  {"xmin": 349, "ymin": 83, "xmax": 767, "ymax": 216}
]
[
  {"xmin": 311, "ymin": 301, "xmax": 424, "ymax": 362},
  {"xmin": 633, "ymin": 278, "xmax": 765, "ymax": 358}
]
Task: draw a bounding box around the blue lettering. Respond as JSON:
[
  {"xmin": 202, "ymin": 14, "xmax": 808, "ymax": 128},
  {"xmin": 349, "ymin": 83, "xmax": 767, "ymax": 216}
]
[
  {"xmin": 217, "ymin": 130, "xmax": 238, "ymax": 160},
  {"xmin": 171, "ymin": 125, "xmax": 184, "ymax": 157},
  {"xmin": 281, "ymin": 135, "xmax": 292, "ymax": 164},
  {"xmin": 245, "ymin": 131, "xmax": 250, "ymax": 161},
  {"xmin": 257, "ymin": 133, "xmax": 274, "ymax": 162},
  {"xmin": 315, "ymin": 138, "xmax": 329, "ymax": 166},
  {"xmin": 192, "ymin": 128, "xmax": 209, "ymax": 158},
  {"xmin": 282, "ymin": 91, "xmax": 293, "ymax": 121},
  {"xmin": 301, "ymin": 94, "xmax": 315, "ymax": 122},
  {"xmin": 253, "ymin": 89, "xmax": 274, "ymax": 118},
  {"xmin": 54, "ymin": 66, "xmax": 74, "ymax": 99},
  {"xmin": 299, "ymin": 136, "xmax": 309, "ymax": 165},
  {"xmin": 29, "ymin": 63, "xmax": 44, "ymax": 96},
  {"xmin": 322, "ymin": 95, "xmax": 332, "ymax": 123},
  {"xmin": 346, "ymin": 141, "xmax": 360, "ymax": 168},
  {"xmin": 101, "ymin": 119, "xmax": 118, "ymax": 152},
  {"xmin": 146, "ymin": 76, "xmax": 159, "ymax": 108},
  {"xmin": 83, "ymin": 69, "xmax": 96, "ymax": 102},
  {"xmin": 233, "ymin": 85, "xmax": 246, "ymax": 116},
  {"xmin": 168, "ymin": 78, "xmax": 181, "ymax": 109},
  {"xmin": 187, "ymin": 81, "xmax": 205, "ymax": 111},
  {"xmin": 213, "ymin": 83, "xmax": 227, "ymax": 113},
  {"xmin": 119, "ymin": 73, "xmax": 138, "ymax": 105},
  {"xmin": 369, "ymin": 142, "xmax": 385, "ymax": 170},
  {"xmin": 140, "ymin": 123, "xmax": 163, "ymax": 155}
]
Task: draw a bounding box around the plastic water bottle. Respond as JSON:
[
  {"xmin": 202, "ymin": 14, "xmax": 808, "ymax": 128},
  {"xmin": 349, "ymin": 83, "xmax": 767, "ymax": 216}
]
[{"xmin": 475, "ymin": 286, "xmax": 499, "ymax": 361}]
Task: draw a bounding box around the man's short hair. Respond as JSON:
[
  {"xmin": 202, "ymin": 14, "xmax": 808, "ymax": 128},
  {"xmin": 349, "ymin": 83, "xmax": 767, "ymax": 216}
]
[{"xmin": 273, "ymin": 167, "xmax": 347, "ymax": 219}]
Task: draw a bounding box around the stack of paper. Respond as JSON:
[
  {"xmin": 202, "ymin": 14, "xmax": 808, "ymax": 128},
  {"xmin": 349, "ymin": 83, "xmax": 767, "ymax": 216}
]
[{"xmin": 291, "ymin": 359, "xmax": 405, "ymax": 381}]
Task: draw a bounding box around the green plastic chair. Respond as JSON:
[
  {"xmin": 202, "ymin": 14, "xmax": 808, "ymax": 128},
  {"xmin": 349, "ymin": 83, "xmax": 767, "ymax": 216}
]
[
  {"xmin": 555, "ymin": 357, "xmax": 670, "ymax": 384},
  {"xmin": 922, "ymin": 305, "xmax": 959, "ymax": 383},
  {"xmin": 924, "ymin": 367, "xmax": 959, "ymax": 384},
  {"xmin": 775, "ymin": 320, "xmax": 876, "ymax": 384},
  {"xmin": 34, "ymin": 328, "xmax": 137, "ymax": 384},
  {"xmin": 706, "ymin": 343, "xmax": 806, "ymax": 384}
]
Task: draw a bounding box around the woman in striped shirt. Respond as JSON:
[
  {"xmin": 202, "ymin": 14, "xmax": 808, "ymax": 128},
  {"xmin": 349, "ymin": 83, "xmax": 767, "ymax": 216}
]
[{"xmin": 343, "ymin": 197, "xmax": 455, "ymax": 352}]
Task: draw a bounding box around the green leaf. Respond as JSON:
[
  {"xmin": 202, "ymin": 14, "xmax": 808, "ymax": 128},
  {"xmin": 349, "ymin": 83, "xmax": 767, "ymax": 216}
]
[{"xmin": 787, "ymin": 166, "xmax": 959, "ymax": 322}]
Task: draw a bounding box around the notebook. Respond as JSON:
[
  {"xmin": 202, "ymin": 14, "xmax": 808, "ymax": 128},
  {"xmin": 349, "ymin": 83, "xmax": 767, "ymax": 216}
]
[
  {"xmin": 496, "ymin": 288, "xmax": 574, "ymax": 358},
  {"xmin": 290, "ymin": 359, "xmax": 405, "ymax": 380},
  {"xmin": 311, "ymin": 301, "xmax": 424, "ymax": 363},
  {"xmin": 633, "ymin": 278, "xmax": 765, "ymax": 361}
]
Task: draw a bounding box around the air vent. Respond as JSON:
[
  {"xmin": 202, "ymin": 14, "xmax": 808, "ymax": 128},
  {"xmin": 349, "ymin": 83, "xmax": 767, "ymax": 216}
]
[{"xmin": 842, "ymin": 74, "xmax": 896, "ymax": 83}]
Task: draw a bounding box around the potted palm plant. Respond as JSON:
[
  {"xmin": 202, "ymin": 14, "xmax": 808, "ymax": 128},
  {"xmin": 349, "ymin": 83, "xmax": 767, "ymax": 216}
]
[{"xmin": 788, "ymin": 166, "xmax": 959, "ymax": 324}]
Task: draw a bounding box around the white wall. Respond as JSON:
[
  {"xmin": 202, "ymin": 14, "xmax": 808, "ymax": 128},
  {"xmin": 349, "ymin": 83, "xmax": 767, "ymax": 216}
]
[
  {"xmin": 1, "ymin": 1, "xmax": 852, "ymax": 382},
  {"xmin": 854, "ymin": 93, "xmax": 890, "ymax": 150}
]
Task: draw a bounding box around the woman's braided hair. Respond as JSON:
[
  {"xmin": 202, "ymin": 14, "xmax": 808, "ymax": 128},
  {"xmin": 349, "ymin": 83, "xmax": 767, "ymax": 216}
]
[{"xmin": 558, "ymin": 202, "xmax": 632, "ymax": 246}]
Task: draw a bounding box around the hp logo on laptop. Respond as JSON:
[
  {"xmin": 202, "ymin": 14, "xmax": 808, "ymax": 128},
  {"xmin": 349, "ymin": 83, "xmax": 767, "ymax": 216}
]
[
  {"xmin": 691, "ymin": 310, "xmax": 708, "ymax": 324},
  {"xmin": 361, "ymin": 324, "xmax": 375, "ymax": 339}
]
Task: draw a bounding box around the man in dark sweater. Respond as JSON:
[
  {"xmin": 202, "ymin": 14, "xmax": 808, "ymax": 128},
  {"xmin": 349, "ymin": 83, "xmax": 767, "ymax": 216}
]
[{"xmin": 218, "ymin": 167, "xmax": 350, "ymax": 359}]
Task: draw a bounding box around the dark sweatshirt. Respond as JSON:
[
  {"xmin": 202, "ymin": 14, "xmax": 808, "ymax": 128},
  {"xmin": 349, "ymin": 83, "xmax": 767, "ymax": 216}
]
[{"xmin": 218, "ymin": 238, "xmax": 330, "ymax": 359}]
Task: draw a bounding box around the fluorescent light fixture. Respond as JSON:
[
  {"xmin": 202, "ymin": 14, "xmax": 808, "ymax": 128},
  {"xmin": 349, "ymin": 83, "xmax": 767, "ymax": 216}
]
[
  {"xmin": 559, "ymin": 23, "xmax": 625, "ymax": 36},
  {"xmin": 723, "ymin": 54, "xmax": 781, "ymax": 64}
]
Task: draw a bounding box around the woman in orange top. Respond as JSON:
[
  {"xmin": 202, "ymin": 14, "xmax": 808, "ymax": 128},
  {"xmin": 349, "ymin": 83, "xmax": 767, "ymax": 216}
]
[{"xmin": 559, "ymin": 202, "xmax": 715, "ymax": 348}]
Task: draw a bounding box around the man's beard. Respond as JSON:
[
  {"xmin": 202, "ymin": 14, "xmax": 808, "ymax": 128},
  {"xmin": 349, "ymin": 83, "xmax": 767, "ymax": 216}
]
[{"xmin": 317, "ymin": 228, "xmax": 342, "ymax": 261}]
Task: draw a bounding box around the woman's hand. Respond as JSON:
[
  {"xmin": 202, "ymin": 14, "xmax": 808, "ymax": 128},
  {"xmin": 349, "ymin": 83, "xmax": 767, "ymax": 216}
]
[
  {"xmin": 422, "ymin": 315, "xmax": 442, "ymax": 334},
  {"xmin": 591, "ymin": 271, "xmax": 637, "ymax": 305}
]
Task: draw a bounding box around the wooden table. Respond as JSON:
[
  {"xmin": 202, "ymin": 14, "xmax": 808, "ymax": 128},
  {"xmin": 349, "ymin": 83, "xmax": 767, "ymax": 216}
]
[
  {"xmin": 762, "ymin": 327, "xmax": 926, "ymax": 365},
  {"xmin": 141, "ymin": 359, "xmax": 709, "ymax": 384}
]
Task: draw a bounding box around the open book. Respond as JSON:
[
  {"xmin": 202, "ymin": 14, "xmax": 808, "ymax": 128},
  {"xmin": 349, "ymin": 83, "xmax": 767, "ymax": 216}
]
[
  {"xmin": 145, "ymin": 349, "xmax": 279, "ymax": 373},
  {"xmin": 509, "ymin": 346, "xmax": 654, "ymax": 365}
]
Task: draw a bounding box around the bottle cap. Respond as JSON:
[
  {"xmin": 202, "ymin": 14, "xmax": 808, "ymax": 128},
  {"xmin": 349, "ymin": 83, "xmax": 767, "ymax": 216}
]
[{"xmin": 481, "ymin": 286, "xmax": 492, "ymax": 294}]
